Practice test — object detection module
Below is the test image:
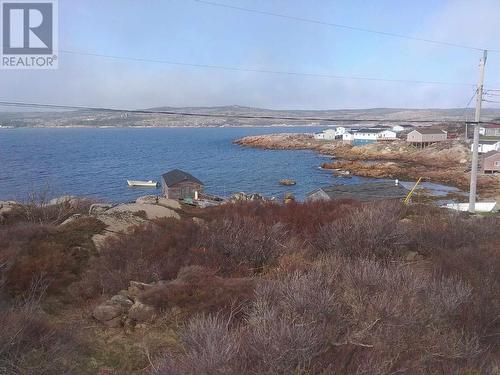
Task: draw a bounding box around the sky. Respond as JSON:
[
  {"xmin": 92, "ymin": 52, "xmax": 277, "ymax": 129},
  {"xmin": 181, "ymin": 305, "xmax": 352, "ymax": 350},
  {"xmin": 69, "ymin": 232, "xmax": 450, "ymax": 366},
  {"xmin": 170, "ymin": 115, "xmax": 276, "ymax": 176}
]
[{"xmin": 1, "ymin": 0, "xmax": 500, "ymax": 110}]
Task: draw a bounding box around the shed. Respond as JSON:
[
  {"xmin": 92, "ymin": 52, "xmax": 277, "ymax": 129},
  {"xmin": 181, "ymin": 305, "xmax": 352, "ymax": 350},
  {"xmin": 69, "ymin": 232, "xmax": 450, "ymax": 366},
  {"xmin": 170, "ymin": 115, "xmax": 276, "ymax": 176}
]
[
  {"xmin": 406, "ymin": 129, "xmax": 447, "ymax": 147},
  {"xmin": 471, "ymin": 140, "xmax": 500, "ymax": 154},
  {"xmin": 306, "ymin": 182, "xmax": 409, "ymax": 202},
  {"xmin": 161, "ymin": 169, "xmax": 204, "ymax": 200},
  {"xmin": 481, "ymin": 151, "xmax": 500, "ymax": 173},
  {"xmin": 480, "ymin": 124, "xmax": 500, "ymax": 137}
]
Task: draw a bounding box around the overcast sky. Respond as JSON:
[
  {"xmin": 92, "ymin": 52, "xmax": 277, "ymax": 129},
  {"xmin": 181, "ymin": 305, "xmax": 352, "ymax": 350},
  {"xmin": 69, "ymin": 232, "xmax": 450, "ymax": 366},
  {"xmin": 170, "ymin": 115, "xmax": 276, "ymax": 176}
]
[{"xmin": 1, "ymin": 0, "xmax": 500, "ymax": 110}]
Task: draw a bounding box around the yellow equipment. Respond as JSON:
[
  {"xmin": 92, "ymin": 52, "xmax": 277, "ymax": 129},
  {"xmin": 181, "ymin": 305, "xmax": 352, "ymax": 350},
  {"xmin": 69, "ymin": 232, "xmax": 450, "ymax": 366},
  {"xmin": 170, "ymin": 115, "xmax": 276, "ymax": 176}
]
[{"xmin": 404, "ymin": 177, "xmax": 422, "ymax": 204}]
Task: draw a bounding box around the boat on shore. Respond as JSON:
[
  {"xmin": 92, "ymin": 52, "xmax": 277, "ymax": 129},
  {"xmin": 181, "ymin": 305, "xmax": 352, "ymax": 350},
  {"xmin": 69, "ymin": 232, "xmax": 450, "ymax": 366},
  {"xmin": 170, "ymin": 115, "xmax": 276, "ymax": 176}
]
[{"xmin": 127, "ymin": 180, "xmax": 159, "ymax": 188}]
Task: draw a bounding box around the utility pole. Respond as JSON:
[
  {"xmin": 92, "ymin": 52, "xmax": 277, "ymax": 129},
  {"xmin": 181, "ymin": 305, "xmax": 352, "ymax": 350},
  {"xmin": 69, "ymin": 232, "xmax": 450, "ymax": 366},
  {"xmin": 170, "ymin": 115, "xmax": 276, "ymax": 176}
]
[{"xmin": 468, "ymin": 49, "xmax": 487, "ymax": 213}]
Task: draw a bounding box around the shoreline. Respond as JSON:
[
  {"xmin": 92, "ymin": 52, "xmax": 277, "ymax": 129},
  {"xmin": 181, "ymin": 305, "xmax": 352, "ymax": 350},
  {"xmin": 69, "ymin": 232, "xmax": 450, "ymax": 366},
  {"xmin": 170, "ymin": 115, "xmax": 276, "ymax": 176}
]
[{"xmin": 234, "ymin": 133, "xmax": 500, "ymax": 201}]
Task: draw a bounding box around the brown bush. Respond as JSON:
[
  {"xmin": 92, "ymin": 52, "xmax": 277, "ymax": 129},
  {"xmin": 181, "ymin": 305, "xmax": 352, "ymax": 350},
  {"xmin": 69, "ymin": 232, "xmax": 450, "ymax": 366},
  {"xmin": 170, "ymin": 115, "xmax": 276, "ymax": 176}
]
[
  {"xmin": 314, "ymin": 201, "xmax": 407, "ymax": 258},
  {"xmin": 4, "ymin": 193, "xmax": 97, "ymax": 226},
  {"xmin": 0, "ymin": 280, "xmax": 86, "ymax": 374},
  {"xmin": 141, "ymin": 266, "xmax": 256, "ymax": 318},
  {"xmin": 0, "ymin": 217, "xmax": 103, "ymax": 297}
]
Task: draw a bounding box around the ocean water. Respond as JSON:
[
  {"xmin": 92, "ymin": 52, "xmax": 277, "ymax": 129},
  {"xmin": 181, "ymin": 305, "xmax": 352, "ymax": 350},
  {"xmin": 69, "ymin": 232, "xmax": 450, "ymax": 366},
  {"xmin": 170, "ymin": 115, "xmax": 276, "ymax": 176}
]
[{"xmin": 0, "ymin": 126, "xmax": 379, "ymax": 203}]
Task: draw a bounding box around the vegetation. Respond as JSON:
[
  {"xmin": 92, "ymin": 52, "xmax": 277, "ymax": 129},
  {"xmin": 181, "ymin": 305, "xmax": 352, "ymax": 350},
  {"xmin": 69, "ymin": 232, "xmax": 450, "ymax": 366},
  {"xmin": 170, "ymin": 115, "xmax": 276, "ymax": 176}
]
[{"xmin": 1, "ymin": 198, "xmax": 499, "ymax": 374}]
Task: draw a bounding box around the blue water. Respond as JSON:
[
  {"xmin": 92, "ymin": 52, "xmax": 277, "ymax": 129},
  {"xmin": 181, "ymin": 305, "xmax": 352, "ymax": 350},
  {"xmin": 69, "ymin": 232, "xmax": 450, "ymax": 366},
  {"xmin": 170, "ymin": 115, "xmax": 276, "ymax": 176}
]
[{"xmin": 0, "ymin": 127, "xmax": 377, "ymax": 203}]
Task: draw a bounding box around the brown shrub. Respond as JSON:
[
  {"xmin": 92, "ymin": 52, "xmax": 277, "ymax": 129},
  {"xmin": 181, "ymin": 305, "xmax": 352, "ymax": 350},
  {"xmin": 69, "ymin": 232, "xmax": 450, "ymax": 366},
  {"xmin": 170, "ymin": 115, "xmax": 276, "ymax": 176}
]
[
  {"xmin": 314, "ymin": 201, "xmax": 407, "ymax": 258},
  {"xmin": 141, "ymin": 266, "xmax": 256, "ymax": 317},
  {"xmin": 0, "ymin": 217, "xmax": 103, "ymax": 297},
  {"xmin": 4, "ymin": 194, "xmax": 97, "ymax": 226},
  {"xmin": 0, "ymin": 280, "xmax": 86, "ymax": 374}
]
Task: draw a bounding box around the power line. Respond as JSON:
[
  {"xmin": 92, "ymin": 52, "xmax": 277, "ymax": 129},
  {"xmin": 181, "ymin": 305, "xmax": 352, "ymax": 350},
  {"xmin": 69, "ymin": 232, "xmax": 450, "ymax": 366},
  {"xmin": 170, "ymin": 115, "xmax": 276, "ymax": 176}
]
[
  {"xmin": 57, "ymin": 49, "xmax": 477, "ymax": 87},
  {"xmin": 0, "ymin": 100, "xmax": 496, "ymax": 124},
  {"xmin": 193, "ymin": 0, "xmax": 500, "ymax": 53}
]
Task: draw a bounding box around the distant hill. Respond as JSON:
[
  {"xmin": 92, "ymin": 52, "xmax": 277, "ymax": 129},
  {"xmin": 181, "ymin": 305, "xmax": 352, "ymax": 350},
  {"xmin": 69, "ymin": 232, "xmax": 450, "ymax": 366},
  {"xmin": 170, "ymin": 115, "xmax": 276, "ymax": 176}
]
[{"xmin": 1, "ymin": 105, "xmax": 500, "ymax": 128}]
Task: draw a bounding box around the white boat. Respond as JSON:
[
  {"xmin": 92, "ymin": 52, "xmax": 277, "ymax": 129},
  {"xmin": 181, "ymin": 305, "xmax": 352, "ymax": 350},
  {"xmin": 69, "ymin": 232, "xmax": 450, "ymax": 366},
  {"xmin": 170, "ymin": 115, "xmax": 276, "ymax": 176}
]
[
  {"xmin": 443, "ymin": 202, "xmax": 497, "ymax": 213},
  {"xmin": 127, "ymin": 180, "xmax": 158, "ymax": 188}
]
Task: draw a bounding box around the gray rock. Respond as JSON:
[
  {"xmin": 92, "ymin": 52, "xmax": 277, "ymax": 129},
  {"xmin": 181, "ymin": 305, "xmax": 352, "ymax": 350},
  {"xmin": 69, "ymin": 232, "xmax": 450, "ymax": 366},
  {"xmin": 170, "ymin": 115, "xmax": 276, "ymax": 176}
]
[
  {"xmin": 93, "ymin": 303, "xmax": 125, "ymax": 322},
  {"xmin": 60, "ymin": 214, "xmax": 83, "ymax": 226},
  {"xmin": 110, "ymin": 294, "xmax": 133, "ymax": 309},
  {"xmin": 128, "ymin": 301, "xmax": 156, "ymax": 323},
  {"xmin": 89, "ymin": 203, "xmax": 113, "ymax": 215}
]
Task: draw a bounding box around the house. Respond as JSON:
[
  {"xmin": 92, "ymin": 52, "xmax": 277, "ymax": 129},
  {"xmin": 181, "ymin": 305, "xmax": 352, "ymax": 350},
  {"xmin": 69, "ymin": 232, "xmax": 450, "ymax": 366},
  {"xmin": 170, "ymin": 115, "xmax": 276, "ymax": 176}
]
[
  {"xmin": 342, "ymin": 132, "xmax": 354, "ymax": 141},
  {"xmin": 306, "ymin": 181, "xmax": 408, "ymax": 202},
  {"xmin": 313, "ymin": 127, "xmax": 347, "ymax": 140},
  {"xmin": 392, "ymin": 124, "xmax": 415, "ymax": 133},
  {"xmin": 313, "ymin": 129, "xmax": 336, "ymax": 140},
  {"xmin": 161, "ymin": 169, "xmax": 204, "ymax": 200},
  {"xmin": 479, "ymin": 124, "xmax": 500, "ymax": 137},
  {"xmin": 377, "ymin": 129, "xmax": 397, "ymax": 140},
  {"xmin": 351, "ymin": 128, "xmax": 397, "ymax": 145},
  {"xmin": 406, "ymin": 129, "xmax": 447, "ymax": 147},
  {"xmin": 481, "ymin": 151, "xmax": 500, "ymax": 173},
  {"xmin": 471, "ymin": 140, "xmax": 500, "ymax": 154}
]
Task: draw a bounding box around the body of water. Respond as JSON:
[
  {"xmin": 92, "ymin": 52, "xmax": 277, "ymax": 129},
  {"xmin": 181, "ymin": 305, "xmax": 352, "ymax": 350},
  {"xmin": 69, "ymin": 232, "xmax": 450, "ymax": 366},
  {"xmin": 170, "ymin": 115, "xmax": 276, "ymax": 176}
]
[{"xmin": 0, "ymin": 126, "xmax": 380, "ymax": 203}]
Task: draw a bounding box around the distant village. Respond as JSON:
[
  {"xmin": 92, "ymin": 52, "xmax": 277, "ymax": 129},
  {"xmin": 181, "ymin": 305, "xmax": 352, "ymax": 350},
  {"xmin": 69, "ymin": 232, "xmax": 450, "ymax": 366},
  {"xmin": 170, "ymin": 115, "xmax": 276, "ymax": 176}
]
[{"xmin": 314, "ymin": 123, "xmax": 500, "ymax": 174}]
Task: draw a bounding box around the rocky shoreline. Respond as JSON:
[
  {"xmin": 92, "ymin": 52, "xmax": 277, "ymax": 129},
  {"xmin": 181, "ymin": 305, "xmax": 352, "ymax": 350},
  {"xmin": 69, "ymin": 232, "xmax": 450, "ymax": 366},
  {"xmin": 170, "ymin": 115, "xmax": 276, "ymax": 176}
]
[{"xmin": 234, "ymin": 133, "xmax": 500, "ymax": 201}]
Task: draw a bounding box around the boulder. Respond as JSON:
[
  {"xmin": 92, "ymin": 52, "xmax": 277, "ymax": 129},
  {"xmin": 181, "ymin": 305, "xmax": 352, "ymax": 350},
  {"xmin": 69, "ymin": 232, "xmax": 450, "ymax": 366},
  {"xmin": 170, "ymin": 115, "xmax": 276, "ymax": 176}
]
[
  {"xmin": 110, "ymin": 294, "xmax": 133, "ymax": 309},
  {"xmin": 279, "ymin": 179, "xmax": 296, "ymax": 186},
  {"xmin": 105, "ymin": 203, "xmax": 180, "ymax": 220},
  {"xmin": 93, "ymin": 302, "xmax": 126, "ymax": 323},
  {"xmin": 135, "ymin": 195, "xmax": 181, "ymax": 210},
  {"xmin": 91, "ymin": 212, "xmax": 146, "ymax": 249},
  {"xmin": 89, "ymin": 203, "xmax": 113, "ymax": 214},
  {"xmin": 128, "ymin": 301, "xmax": 156, "ymax": 323},
  {"xmin": 60, "ymin": 214, "xmax": 83, "ymax": 226},
  {"xmin": 0, "ymin": 201, "xmax": 16, "ymax": 215}
]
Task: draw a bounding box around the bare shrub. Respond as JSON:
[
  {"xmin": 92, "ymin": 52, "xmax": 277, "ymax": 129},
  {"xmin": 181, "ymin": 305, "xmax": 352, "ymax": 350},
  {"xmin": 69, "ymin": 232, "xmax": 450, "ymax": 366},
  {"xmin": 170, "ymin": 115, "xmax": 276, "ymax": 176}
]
[
  {"xmin": 141, "ymin": 266, "xmax": 256, "ymax": 318},
  {"xmin": 202, "ymin": 216, "xmax": 288, "ymax": 272},
  {"xmin": 412, "ymin": 211, "xmax": 500, "ymax": 251},
  {"xmin": 0, "ymin": 218, "xmax": 102, "ymax": 297},
  {"xmin": 156, "ymin": 314, "xmax": 241, "ymax": 375},
  {"xmin": 5, "ymin": 190, "xmax": 97, "ymax": 225},
  {"xmin": 0, "ymin": 279, "xmax": 84, "ymax": 374},
  {"xmin": 315, "ymin": 201, "xmax": 407, "ymax": 258}
]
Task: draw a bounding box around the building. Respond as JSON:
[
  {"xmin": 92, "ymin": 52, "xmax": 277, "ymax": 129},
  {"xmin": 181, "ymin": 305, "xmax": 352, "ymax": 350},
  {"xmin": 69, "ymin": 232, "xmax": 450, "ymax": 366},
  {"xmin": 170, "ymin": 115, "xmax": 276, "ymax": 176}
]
[
  {"xmin": 161, "ymin": 169, "xmax": 204, "ymax": 200},
  {"xmin": 471, "ymin": 140, "xmax": 500, "ymax": 154},
  {"xmin": 313, "ymin": 127, "xmax": 347, "ymax": 140},
  {"xmin": 377, "ymin": 129, "xmax": 397, "ymax": 140},
  {"xmin": 406, "ymin": 129, "xmax": 447, "ymax": 147},
  {"xmin": 351, "ymin": 128, "xmax": 397, "ymax": 145},
  {"xmin": 392, "ymin": 124, "xmax": 415, "ymax": 133},
  {"xmin": 306, "ymin": 181, "xmax": 408, "ymax": 202},
  {"xmin": 479, "ymin": 124, "xmax": 500, "ymax": 137},
  {"xmin": 481, "ymin": 151, "xmax": 500, "ymax": 173},
  {"xmin": 342, "ymin": 132, "xmax": 354, "ymax": 141}
]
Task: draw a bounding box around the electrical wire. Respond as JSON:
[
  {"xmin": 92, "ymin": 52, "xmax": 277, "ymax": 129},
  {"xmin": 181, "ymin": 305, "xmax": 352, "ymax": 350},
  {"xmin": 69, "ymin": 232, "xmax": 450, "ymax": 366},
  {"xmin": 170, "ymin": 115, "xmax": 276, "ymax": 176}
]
[
  {"xmin": 0, "ymin": 100, "xmax": 497, "ymax": 124},
  {"xmin": 193, "ymin": 0, "xmax": 500, "ymax": 53},
  {"xmin": 57, "ymin": 49, "xmax": 477, "ymax": 87}
]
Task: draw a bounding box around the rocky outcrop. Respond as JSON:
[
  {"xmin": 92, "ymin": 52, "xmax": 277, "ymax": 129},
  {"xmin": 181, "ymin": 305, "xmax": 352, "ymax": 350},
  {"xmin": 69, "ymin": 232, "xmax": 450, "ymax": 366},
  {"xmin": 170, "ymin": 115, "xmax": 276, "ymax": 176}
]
[
  {"xmin": 228, "ymin": 192, "xmax": 271, "ymax": 202},
  {"xmin": 235, "ymin": 134, "xmax": 500, "ymax": 199},
  {"xmin": 279, "ymin": 179, "xmax": 296, "ymax": 186},
  {"xmin": 105, "ymin": 203, "xmax": 180, "ymax": 220},
  {"xmin": 89, "ymin": 203, "xmax": 113, "ymax": 214},
  {"xmin": 92, "ymin": 281, "xmax": 157, "ymax": 328},
  {"xmin": 135, "ymin": 195, "xmax": 181, "ymax": 210}
]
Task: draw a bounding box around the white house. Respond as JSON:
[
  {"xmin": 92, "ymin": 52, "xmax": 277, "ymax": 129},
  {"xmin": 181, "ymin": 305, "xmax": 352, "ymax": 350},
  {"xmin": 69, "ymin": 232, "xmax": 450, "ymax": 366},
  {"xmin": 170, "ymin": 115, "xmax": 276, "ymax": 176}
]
[
  {"xmin": 471, "ymin": 140, "xmax": 500, "ymax": 154},
  {"xmin": 313, "ymin": 128, "xmax": 336, "ymax": 140},
  {"xmin": 342, "ymin": 132, "xmax": 354, "ymax": 141},
  {"xmin": 313, "ymin": 127, "xmax": 347, "ymax": 140},
  {"xmin": 350, "ymin": 128, "xmax": 397, "ymax": 144},
  {"xmin": 377, "ymin": 130, "xmax": 397, "ymax": 140}
]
